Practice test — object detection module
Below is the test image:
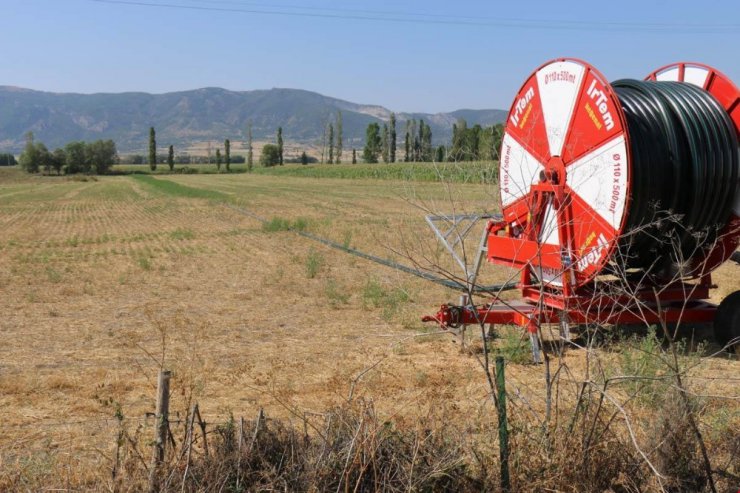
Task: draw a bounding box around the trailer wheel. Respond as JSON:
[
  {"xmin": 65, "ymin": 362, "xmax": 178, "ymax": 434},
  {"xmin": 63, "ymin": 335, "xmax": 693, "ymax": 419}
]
[{"xmin": 714, "ymin": 290, "xmax": 740, "ymax": 350}]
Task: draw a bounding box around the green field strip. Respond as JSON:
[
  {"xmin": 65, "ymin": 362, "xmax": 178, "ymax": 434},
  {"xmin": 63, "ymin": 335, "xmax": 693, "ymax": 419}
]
[{"xmin": 130, "ymin": 174, "xmax": 230, "ymax": 201}]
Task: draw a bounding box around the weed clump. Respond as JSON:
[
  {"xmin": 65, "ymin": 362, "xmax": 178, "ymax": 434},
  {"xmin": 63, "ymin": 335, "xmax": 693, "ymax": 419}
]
[
  {"xmin": 137, "ymin": 255, "xmax": 152, "ymax": 270},
  {"xmin": 362, "ymin": 278, "xmax": 411, "ymax": 321},
  {"xmin": 169, "ymin": 228, "xmax": 195, "ymax": 240},
  {"xmin": 305, "ymin": 249, "xmax": 324, "ymax": 279},
  {"xmin": 262, "ymin": 217, "xmax": 290, "ymax": 232},
  {"xmin": 490, "ymin": 325, "xmax": 532, "ymax": 365},
  {"xmin": 324, "ymin": 278, "xmax": 349, "ymax": 306},
  {"xmin": 261, "ymin": 216, "xmax": 309, "ymax": 233}
]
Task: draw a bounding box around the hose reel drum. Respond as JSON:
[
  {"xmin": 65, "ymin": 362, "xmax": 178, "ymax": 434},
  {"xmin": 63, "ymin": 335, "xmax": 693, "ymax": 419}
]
[{"xmin": 495, "ymin": 58, "xmax": 740, "ymax": 288}]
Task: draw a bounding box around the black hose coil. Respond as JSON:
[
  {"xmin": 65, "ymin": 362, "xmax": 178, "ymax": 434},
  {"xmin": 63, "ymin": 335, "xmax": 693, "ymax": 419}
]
[{"xmin": 610, "ymin": 79, "xmax": 738, "ymax": 273}]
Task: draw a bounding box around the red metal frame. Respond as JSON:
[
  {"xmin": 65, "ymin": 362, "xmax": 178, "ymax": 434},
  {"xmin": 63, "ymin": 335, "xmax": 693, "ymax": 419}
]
[
  {"xmin": 423, "ymin": 212, "xmax": 717, "ymax": 334},
  {"xmin": 423, "ymin": 296, "xmax": 717, "ymax": 335}
]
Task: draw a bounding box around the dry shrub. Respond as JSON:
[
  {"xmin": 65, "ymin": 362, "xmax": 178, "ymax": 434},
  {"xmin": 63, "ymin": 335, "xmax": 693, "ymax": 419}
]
[
  {"xmin": 2, "ymin": 391, "xmax": 736, "ymax": 492},
  {"xmin": 649, "ymin": 390, "xmax": 708, "ymax": 493},
  {"xmin": 508, "ymin": 410, "xmax": 646, "ymax": 492},
  {"xmin": 109, "ymin": 399, "xmax": 490, "ymax": 492},
  {"xmin": 307, "ymin": 401, "xmax": 481, "ymax": 492}
]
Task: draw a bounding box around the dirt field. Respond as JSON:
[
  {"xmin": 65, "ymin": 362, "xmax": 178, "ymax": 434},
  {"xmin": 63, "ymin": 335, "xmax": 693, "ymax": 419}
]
[{"xmin": 0, "ymin": 167, "xmax": 738, "ymax": 487}]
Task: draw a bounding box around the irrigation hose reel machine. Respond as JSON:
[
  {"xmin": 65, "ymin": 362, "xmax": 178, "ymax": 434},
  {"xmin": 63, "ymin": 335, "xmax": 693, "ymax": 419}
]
[{"xmin": 423, "ymin": 59, "xmax": 740, "ymax": 360}]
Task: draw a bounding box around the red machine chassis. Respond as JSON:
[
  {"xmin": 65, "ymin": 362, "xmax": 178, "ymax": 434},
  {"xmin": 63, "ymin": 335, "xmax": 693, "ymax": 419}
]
[{"xmin": 423, "ymin": 217, "xmax": 717, "ymax": 334}]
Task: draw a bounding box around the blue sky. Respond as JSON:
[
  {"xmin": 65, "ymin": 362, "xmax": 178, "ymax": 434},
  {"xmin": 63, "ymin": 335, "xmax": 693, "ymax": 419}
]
[{"xmin": 2, "ymin": 0, "xmax": 739, "ymax": 113}]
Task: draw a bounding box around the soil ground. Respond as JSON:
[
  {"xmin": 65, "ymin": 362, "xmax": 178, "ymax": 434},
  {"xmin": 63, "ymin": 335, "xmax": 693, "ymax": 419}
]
[{"xmin": 0, "ymin": 167, "xmax": 737, "ymax": 484}]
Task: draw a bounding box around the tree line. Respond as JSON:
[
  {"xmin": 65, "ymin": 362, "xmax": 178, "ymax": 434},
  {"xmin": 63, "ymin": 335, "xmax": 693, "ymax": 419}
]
[
  {"xmin": 147, "ymin": 128, "xmax": 242, "ymax": 173},
  {"xmin": 448, "ymin": 120, "xmax": 505, "ymax": 162},
  {"xmin": 17, "ymin": 132, "xmax": 117, "ymax": 175},
  {"xmin": 8, "ymin": 113, "xmax": 505, "ymax": 174},
  {"xmin": 12, "ymin": 121, "xmax": 292, "ymax": 175},
  {"xmin": 361, "ymin": 116, "xmax": 504, "ymax": 164},
  {"xmin": 125, "ymin": 153, "xmax": 247, "ymax": 165},
  {"xmin": 145, "ymin": 125, "xmax": 292, "ymax": 170}
]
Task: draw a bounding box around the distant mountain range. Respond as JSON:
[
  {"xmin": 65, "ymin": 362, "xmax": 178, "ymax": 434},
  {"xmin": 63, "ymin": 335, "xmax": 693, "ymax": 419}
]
[{"xmin": 0, "ymin": 86, "xmax": 506, "ymax": 153}]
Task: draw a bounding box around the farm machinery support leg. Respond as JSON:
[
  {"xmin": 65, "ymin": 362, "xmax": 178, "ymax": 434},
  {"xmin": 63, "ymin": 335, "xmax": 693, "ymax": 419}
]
[{"xmin": 528, "ymin": 320, "xmax": 542, "ymax": 364}]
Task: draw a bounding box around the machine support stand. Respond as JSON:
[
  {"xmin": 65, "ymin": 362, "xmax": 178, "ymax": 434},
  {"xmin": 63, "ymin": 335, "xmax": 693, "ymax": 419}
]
[
  {"xmin": 529, "ymin": 333, "xmax": 542, "ymax": 364},
  {"xmin": 528, "ymin": 320, "xmax": 542, "ymax": 364},
  {"xmin": 485, "ymin": 323, "xmax": 496, "ymax": 341},
  {"xmin": 559, "ymin": 314, "xmax": 571, "ymax": 342}
]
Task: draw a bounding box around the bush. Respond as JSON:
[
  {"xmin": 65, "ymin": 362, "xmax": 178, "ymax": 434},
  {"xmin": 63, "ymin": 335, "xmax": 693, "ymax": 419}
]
[
  {"xmin": 260, "ymin": 144, "xmax": 280, "ymax": 167},
  {"xmin": 0, "ymin": 153, "xmax": 17, "ymax": 166},
  {"xmin": 285, "ymin": 152, "xmax": 317, "ymax": 164},
  {"xmin": 650, "ymin": 390, "xmax": 708, "ymax": 491},
  {"xmin": 124, "ymin": 154, "xmax": 146, "ymax": 164},
  {"xmin": 172, "ymin": 166, "xmax": 198, "ymax": 174}
]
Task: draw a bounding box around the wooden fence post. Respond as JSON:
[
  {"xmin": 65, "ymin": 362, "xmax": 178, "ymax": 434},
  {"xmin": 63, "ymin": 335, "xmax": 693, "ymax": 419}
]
[
  {"xmin": 194, "ymin": 404, "xmax": 209, "ymax": 458},
  {"xmin": 495, "ymin": 356, "xmax": 511, "ymax": 492},
  {"xmin": 148, "ymin": 369, "xmax": 171, "ymax": 493}
]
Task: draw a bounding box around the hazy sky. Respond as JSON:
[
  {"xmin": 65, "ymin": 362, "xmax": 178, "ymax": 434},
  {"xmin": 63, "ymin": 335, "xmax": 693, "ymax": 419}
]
[{"xmin": 2, "ymin": 0, "xmax": 739, "ymax": 113}]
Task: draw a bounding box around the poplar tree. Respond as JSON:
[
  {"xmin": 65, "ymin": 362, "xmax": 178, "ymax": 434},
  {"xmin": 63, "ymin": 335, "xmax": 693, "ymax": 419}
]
[
  {"xmin": 409, "ymin": 119, "xmax": 418, "ymax": 162},
  {"xmin": 277, "ymin": 127, "xmax": 284, "ymax": 166},
  {"xmin": 352, "ymin": 148, "xmax": 357, "ymax": 164},
  {"xmin": 363, "ymin": 123, "xmax": 381, "ymax": 163},
  {"xmin": 148, "ymin": 127, "xmax": 156, "ymax": 171},
  {"xmin": 167, "ymin": 145, "xmax": 174, "ymax": 171},
  {"xmin": 389, "ymin": 113, "xmax": 397, "ymax": 163},
  {"xmin": 19, "ymin": 132, "xmax": 39, "ymax": 173},
  {"xmin": 450, "ymin": 118, "xmax": 467, "ymax": 161},
  {"xmin": 413, "ymin": 120, "xmax": 421, "ymax": 162},
  {"xmin": 246, "ymin": 122, "xmax": 253, "ymax": 172},
  {"xmin": 335, "ymin": 111, "xmax": 343, "ymax": 164},
  {"xmin": 450, "ymin": 123, "xmax": 458, "ymax": 161},
  {"xmin": 470, "ymin": 124, "xmax": 481, "ymax": 161},
  {"xmin": 224, "ymin": 139, "xmax": 231, "ymax": 172},
  {"xmin": 436, "ymin": 145, "xmax": 446, "ymax": 162},
  {"xmin": 491, "ymin": 123, "xmax": 504, "ymax": 160},
  {"xmin": 51, "ymin": 148, "xmax": 65, "ymax": 175},
  {"xmin": 421, "ymin": 120, "xmax": 433, "ymax": 161},
  {"xmin": 404, "ymin": 120, "xmax": 410, "ymax": 162},
  {"xmin": 328, "ymin": 123, "xmax": 334, "ymax": 164},
  {"xmin": 381, "ymin": 123, "xmax": 389, "ymax": 163},
  {"xmin": 215, "ymin": 148, "xmax": 222, "ymax": 171},
  {"xmin": 321, "ymin": 121, "xmax": 327, "ymax": 163}
]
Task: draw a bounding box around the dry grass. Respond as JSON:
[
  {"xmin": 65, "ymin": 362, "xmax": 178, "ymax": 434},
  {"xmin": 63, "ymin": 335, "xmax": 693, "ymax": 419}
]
[{"xmin": 0, "ymin": 168, "xmax": 738, "ymax": 490}]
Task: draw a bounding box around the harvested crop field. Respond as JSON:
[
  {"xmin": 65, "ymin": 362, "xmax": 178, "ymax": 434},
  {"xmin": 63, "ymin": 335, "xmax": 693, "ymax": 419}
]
[{"xmin": 0, "ymin": 167, "xmax": 738, "ymax": 490}]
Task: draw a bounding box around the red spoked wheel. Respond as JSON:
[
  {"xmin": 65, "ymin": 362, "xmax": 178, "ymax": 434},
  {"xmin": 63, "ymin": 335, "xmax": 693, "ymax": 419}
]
[
  {"xmin": 497, "ymin": 58, "xmax": 631, "ymax": 288},
  {"xmin": 646, "ymin": 63, "xmax": 740, "ymax": 276}
]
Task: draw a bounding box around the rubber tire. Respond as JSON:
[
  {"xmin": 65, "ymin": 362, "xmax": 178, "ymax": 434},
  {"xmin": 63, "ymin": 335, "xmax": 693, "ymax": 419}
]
[{"xmin": 714, "ymin": 290, "xmax": 740, "ymax": 349}]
